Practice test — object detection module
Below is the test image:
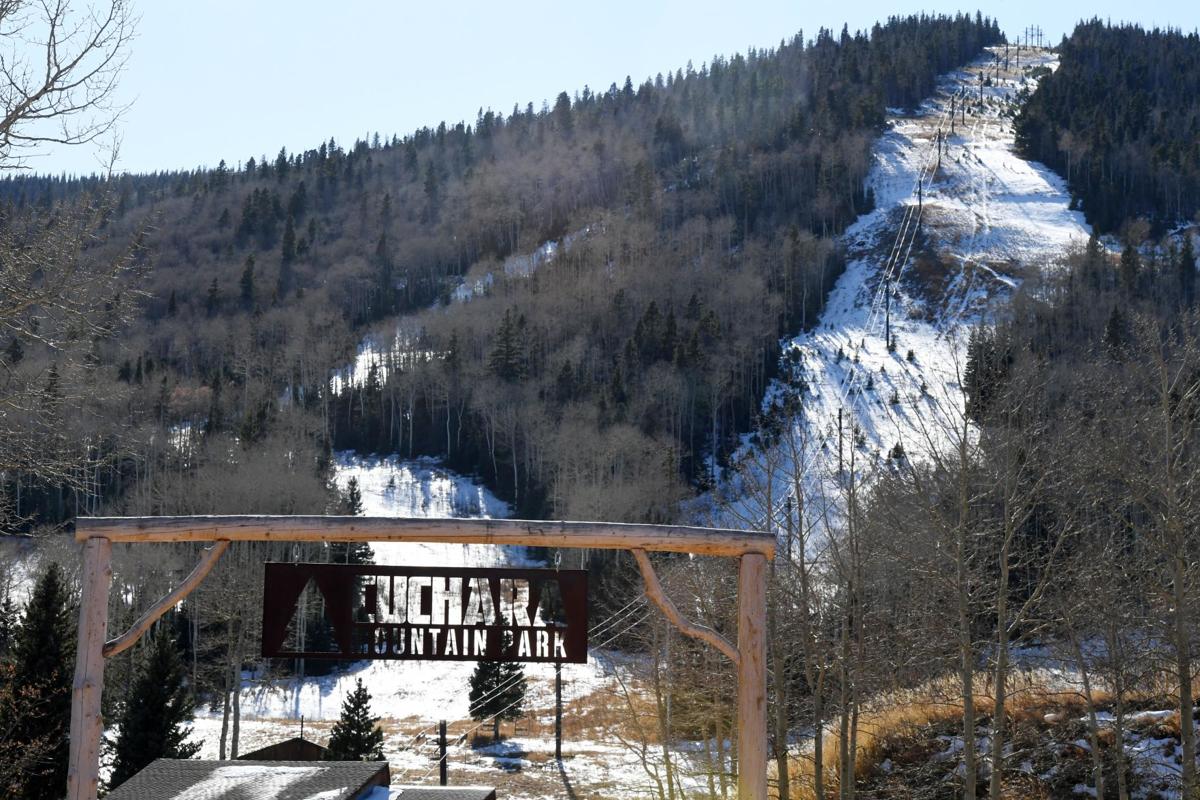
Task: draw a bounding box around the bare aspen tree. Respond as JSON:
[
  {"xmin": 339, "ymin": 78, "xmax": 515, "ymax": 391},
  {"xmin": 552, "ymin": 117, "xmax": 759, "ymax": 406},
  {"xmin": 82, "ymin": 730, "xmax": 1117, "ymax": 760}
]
[
  {"xmin": 881, "ymin": 353, "xmax": 987, "ymax": 800},
  {"xmin": 719, "ymin": 409, "xmax": 839, "ymax": 800},
  {"xmin": 980, "ymin": 371, "xmax": 1072, "ymax": 800},
  {"xmin": 0, "ymin": 0, "xmax": 137, "ymax": 527},
  {"xmin": 1107, "ymin": 315, "xmax": 1200, "ymax": 798}
]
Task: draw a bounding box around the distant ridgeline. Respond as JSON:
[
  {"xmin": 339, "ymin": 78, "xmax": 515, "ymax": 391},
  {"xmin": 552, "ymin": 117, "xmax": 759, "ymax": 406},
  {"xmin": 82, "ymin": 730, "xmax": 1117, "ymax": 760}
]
[
  {"xmin": 1016, "ymin": 20, "xmax": 1200, "ymax": 235},
  {"xmin": 0, "ymin": 14, "xmax": 1001, "ymax": 532}
]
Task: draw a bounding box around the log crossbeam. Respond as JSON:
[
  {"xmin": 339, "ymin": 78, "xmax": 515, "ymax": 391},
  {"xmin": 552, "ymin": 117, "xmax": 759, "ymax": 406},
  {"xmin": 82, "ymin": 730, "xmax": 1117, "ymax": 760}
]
[
  {"xmin": 75, "ymin": 515, "xmax": 776, "ymax": 558},
  {"xmin": 102, "ymin": 540, "xmax": 230, "ymax": 658},
  {"xmin": 632, "ymin": 548, "xmax": 741, "ymax": 666}
]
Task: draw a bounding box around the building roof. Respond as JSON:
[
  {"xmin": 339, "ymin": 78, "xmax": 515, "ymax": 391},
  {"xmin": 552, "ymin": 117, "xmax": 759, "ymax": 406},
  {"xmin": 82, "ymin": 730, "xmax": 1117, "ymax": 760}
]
[
  {"xmin": 391, "ymin": 788, "xmax": 497, "ymax": 800},
  {"xmin": 238, "ymin": 737, "xmax": 330, "ymax": 762},
  {"xmin": 105, "ymin": 759, "xmax": 389, "ymax": 800}
]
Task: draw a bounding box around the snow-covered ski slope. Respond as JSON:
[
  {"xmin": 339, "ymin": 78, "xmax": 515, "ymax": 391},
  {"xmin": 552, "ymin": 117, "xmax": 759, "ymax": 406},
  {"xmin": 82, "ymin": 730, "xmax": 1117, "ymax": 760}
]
[{"xmin": 698, "ymin": 47, "xmax": 1089, "ymax": 538}]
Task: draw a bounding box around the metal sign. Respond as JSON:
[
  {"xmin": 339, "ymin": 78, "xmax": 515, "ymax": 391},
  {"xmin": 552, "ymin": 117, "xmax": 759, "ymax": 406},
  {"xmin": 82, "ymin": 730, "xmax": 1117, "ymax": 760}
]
[{"xmin": 261, "ymin": 563, "xmax": 588, "ymax": 663}]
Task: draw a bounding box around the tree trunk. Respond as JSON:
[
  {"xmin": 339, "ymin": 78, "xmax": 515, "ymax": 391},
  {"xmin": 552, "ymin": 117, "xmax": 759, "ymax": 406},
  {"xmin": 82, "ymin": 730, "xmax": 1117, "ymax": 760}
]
[
  {"xmin": 218, "ymin": 621, "xmax": 235, "ymax": 760},
  {"xmin": 231, "ymin": 618, "xmax": 246, "ymax": 758},
  {"xmin": 1113, "ymin": 684, "xmax": 1130, "ymax": 800},
  {"xmin": 814, "ymin": 667, "xmax": 826, "ymax": 800},
  {"xmin": 838, "ymin": 610, "xmax": 853, "ymax": 800},
  {"xmin": 715, "ymin": 699, "xmax": 729, "ymax": 799},
  {"xmin": 218, "ymin": 685, "xmax": 231, "ymax": 759},
  {"xmin": 958, "ymin": 475, "xmax": 977, "ymax": 800},
  {"xmin": 704, "ymin": 720, "xmax": 719, "ymax": 800},
  {"xmin": 1075, "ymin": 644, "xmax": 1105, "ymax": 800},
  {"xmin": 652, "ymin": 626, "xmax": 676, "ymax": 800},
  {"xmin": 988, "ymin": 559, "xmax": 1009, "ymax": 800},
  {"xmin": 959, "ymin": 599, "xmax": 977, "ymax": 800},
  {"xmin": 771, "ymin": 569, "xmax": 790, "ymax": 800},
  {"xmin": 1173, "ymin": 551, "xmax": 1196, "ymax": 798}
]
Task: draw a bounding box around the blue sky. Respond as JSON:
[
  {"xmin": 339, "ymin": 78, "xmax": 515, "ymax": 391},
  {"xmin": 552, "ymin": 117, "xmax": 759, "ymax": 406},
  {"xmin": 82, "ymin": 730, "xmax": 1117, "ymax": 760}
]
[{"xmin": 32, "ymin": 1, "xmax": 1198, "ymax": 177}]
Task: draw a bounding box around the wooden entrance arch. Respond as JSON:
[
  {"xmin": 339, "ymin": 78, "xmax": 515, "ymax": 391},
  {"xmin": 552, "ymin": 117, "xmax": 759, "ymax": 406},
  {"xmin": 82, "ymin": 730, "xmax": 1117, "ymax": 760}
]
[{"xmin": 67, "ymin": 516, "xmax": 775, "ymax": 800}]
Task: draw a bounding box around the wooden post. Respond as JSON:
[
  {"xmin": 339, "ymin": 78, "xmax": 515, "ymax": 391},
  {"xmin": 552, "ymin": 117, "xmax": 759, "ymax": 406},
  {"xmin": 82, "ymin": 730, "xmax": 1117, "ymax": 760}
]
[
  {"xmin": 438, "ymin": 719, "xmax": 448, "ymax": 786},
  {"xmin": 67, "ymin": 537, "xmax": 113, "ymax": 800},
  {"xmin": 737, "ymin": 553, "xmax": 768, "ymax": 800}
]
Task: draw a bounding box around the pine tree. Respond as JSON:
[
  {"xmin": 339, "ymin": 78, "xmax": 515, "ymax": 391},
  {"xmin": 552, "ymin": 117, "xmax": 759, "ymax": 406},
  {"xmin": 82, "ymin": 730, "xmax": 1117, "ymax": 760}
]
[
  {"xmin": 3, "ymin": 335, "xmax": 22, "ymax": 364},
  {"xmin": 206, "ymin": 278, "xmax": 220, "ymax": 317},
  {"xmin": 487, "ymin": 309, "xmax": 525, "ymax": 381},
  {"xmin": 3, "ymin": 564, "xmax": 74, "ymax": 800},
  {"xmin": 373, "ymin": 233, "xmax": 394, "ymax": 317},
  {"xmin": 288, "ymin": 183, "xmax": 308, "ymax": 220},
  {"xmin": 281, "ymin": 214, "xmax": 297, "ymax": 266},
  {"xmin": 1180, "ymin": 234, "xmax": 1197, "ymax": 305},
  {"xmin": 1104, "ymin": 304, "xmax": 1126, "ymax": 354},
  {"xmin": 467, "ymin": 621, "xmax": 526, "ymax": 741},
  {"xmin": 43, "ymin": 364, "xmax": 61, "ymax": 410},
  {"xmin": 1119, "ymin": 242, "xmax": 1140, "ymax": 294},
  {"xmin": 344, "ymin": 477, "xmax": 363, "ymax": 515},
  {"xmin": 239, "ymin": 255, "xmax": 256, "ymax": 308},
  {"xmin": 0, "ymin": 591, "xmax": 16, "ymax": 658},
  {"xmin": 108, "ymin": 627, "xmax": 201, "ymax": 789},
  {"xmin": 325, "ymin": 678, "xmax": 384, "ymax": 761},
  {"xmin": 331, "ymin": 479, "xmax": 373, "ymax": 564}
]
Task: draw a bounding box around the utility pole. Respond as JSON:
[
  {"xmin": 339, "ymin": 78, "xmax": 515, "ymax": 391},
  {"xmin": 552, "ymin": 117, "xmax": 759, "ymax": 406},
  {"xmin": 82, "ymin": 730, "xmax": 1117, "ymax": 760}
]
[
  {"xmin": 884, "ymin": 280, "xmax": 891, "ymax": 347},
  {"xmin": 837, "ymin": 407, "xmax": 844, "ymax": 476},
  {"xmin": 555, "ymin": 661, "xmax": 563, "ymax": 761},
  {"xmin": 784, "ymin": 495, "xmax": 794, "ymax": 563},
  {"xmin": 439, "ymin": 720, "xmax": 448, "ymax": 786}
]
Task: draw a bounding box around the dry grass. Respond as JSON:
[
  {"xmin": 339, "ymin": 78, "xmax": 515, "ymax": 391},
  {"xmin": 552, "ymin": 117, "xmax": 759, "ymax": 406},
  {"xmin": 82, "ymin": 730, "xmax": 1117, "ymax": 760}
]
[
  {"xmin": 776, "ymin": 669, "xmax": 1193, "ymax": 800},
  {"xmin": 781, "ymin": 690, "xmax": 966, "ymax": 799}
]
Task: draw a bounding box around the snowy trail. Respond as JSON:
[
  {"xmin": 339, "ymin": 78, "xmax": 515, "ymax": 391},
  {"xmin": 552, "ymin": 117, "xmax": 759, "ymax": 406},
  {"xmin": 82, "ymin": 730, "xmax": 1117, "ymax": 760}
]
[{"xmin": 699, "ymin": 47, "xmax": 1090, "ymax": 541}]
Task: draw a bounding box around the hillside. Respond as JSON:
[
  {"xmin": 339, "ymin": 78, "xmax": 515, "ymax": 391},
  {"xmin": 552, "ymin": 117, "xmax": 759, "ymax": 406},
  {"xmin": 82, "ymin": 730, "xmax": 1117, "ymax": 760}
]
[
  {"xmin": 701, "ymin": 45, "xmax": 1089, "ymax": 537},
  {"xmin": 0, "ymin": 14, "xmax": 1003, "ymax": 533}
]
